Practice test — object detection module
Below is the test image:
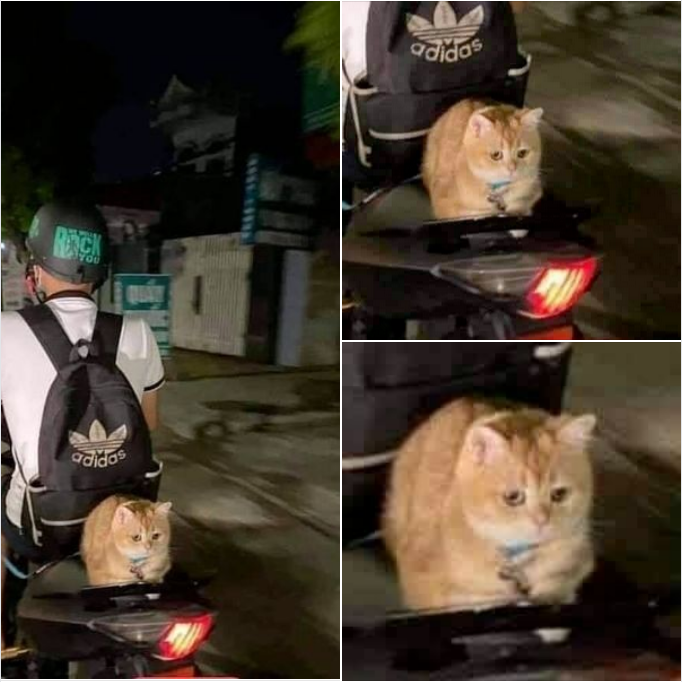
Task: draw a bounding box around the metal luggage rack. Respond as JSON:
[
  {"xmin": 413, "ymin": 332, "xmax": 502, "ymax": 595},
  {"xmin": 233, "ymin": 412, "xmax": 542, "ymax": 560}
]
[
  {"xmin": 359, "ymin": 196, "xmax": 597, "ymax": 245},
  {"xmin": 342, "ymin": 571, "xmax": 680, "ymax": 680}
]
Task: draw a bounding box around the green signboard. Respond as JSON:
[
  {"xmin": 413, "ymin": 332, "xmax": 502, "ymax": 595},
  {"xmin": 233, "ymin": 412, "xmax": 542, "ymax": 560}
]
[
  {"xmin": 114, "ymin": 274, "xmax": 171, "ymax": 356},
  {"xmin": 240, "ymin": 153, "xmax": 317, "ymax": 250}
]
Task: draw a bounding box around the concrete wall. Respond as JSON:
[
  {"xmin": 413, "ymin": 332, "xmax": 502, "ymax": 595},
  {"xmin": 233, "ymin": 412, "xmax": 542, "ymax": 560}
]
[{"xmin": 299, "ymin": 249, "xmax": 340, "ymax": 367}]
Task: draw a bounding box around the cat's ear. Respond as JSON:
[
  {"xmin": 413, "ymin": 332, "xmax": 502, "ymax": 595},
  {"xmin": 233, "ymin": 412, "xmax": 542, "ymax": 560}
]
[
  {"xmin": 155, "ymin": 501, "xmax": 172, "ymax": 515},
  {"xmin": 556, "ymin": 414, "xmax": 597, "ymax": 448},
  {"xmin": 114, "ymin": 504, "xmax": 134, "ymax": 526},
  {"xmin": 465, "ymin": 425, "xmax": 508, "ymax": 466},
  {"xmin": 520, "ymin": 108, "xmax": 544, "ymax": 127},
  {"xmin": 469, "ymin": 112, "xmax": 494, "ymax": 138}
]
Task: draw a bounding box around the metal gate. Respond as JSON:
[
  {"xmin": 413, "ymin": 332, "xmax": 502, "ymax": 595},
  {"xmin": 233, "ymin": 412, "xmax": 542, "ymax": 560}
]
[{"xmin": 162, "ymin": 234, "xmax": 253, "ymax": 356}]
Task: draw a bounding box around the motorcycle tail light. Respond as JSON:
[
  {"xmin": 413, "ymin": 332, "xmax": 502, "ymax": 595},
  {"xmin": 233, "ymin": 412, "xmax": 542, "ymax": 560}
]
[
  {"xmin": 91, "ymin": 610, "xmax": 171, "ymax": 646},
  {"xmin": 91, "ymin": 608, "xmax": 214, "ymax": 661},
  {"xmin": 157, "ymin": 613, "xmax": 214, "ymax": 661},
  {"xmin": 433, "ymin": 253, "xmax": 543, "ymax": 298},
  {"xmin": 432, "ymin": 251, "xmax": 599, "ymax": 318},
  {"xmin": 525, "ymin": 258, "xmax": 598, "ymax": 318}
]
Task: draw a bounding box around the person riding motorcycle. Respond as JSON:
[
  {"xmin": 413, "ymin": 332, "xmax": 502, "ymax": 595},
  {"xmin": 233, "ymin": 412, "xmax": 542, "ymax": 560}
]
[{"xmin": 1, "ymin": 201, "xmax": 165, "ymax": 649}]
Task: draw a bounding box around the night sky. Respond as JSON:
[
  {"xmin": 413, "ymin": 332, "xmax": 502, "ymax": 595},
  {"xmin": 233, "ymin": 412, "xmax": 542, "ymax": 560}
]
[
  {"xmin": 76, "ymin": 2, "xmax": 303, "ymax": 181},
  {"xmin": 6, "ymin": 2, "xmax": 304, "ymax": 183}
]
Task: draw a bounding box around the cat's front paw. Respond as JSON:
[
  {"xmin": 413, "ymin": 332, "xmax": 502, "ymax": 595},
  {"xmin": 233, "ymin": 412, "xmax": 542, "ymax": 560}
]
[
  {"xmin": 505, "ymin": 203, "xmax": 534, "ymax": 217},
  {"xmin": 498, "ymin": 565, "xmax": 531, "ymax": 599},
  {"xmin": 528, "ymin": 584, "xmax": 577, "ymax": 606}
]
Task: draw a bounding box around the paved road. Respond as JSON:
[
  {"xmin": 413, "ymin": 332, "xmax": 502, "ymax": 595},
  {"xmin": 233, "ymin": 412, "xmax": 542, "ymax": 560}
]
[
  {"xmin": 154, "ymin": 367, "xmax": 340, "ymax": 678},
  {"xmin": 516, "ymin": 3, "xmax": 681, "ymax": 338},
  {"xmin": 564, "ymin": 341, "xmax": 680, "ymax": 594}
]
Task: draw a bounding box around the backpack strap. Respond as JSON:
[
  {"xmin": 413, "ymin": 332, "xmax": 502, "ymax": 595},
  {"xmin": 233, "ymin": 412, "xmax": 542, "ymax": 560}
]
[
  {"xmin": 93, "ymin": 312, "xmax": 123, "ymax": 362},
  {"xmin": 17, "ymin": 305, "xmax": 74, "ymax": 371}
]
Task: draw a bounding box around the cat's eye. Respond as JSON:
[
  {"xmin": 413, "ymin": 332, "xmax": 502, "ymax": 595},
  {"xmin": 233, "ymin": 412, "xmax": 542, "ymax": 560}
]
[
  {"xmin": 517, "ymin": 149, "xmax": 529, "ymax": 159},
  {"xmin": 551, "ymin": 487, "xmax": 570, "ymax": 503},
  {"xmin": 132, "ymin": 534, "xmax": 142, "ymax": 542},
  {"xmin": 490, "ymin": 150, "xmax": 503, "ymax": 161},
  {"xmin": 503, "ymin": 489, "xmax": 526, "ymax": 506},
  {"xmin": 152, "ymin": 532, "xmax": 161, "ymax": 540}
]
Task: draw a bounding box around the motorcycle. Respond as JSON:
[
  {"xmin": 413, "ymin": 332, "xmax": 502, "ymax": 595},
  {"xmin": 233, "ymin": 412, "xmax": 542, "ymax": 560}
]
[
  {"xmin": 1, "ymin": 439, "xmax": 217, "ymax": 679},
  {"xmin": 342, "ymin": 45, "xmax": 601, "ymax": 341},
  {"xmin": 2, "ymin": 552, "xmax": 217, "ymax": 679},
  {"xmin": 343, "ymin": 182, "xmax": 601, "ymax": 340}
]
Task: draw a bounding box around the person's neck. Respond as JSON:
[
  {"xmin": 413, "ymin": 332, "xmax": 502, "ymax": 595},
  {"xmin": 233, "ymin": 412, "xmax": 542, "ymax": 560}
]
[{"xmin": 44, "ymin": 289, "xmax": 93, "ymax": 302}]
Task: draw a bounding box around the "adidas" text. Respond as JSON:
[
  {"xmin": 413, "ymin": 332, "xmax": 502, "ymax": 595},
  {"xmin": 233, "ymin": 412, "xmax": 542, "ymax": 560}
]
[
  {"xmin": 72, "ymin": 450, "xmax": 127, "ymax": 468},
  {"xmin": 410, "ymin": 38, "xmax": 483, "ymax": 63}
]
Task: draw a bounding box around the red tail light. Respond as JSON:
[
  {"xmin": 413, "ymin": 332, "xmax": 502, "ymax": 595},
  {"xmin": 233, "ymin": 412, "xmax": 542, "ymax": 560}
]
[
  {"xmin": 525, "ymin": 258, "xmax": 598, "ymax": 318},
  {"xmin": 157, "ymin": 614, "xmax": 214, "ymax": 661}
]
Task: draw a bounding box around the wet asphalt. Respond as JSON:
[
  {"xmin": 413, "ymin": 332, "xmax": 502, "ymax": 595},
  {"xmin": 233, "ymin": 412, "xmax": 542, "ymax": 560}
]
[
  {"xmin": 153, "ymin": 364, "xmax": 340, "ymax": 678},
  {"xmin": 516, "ymin": 3, "xmax": 681, "ymax": 338}
]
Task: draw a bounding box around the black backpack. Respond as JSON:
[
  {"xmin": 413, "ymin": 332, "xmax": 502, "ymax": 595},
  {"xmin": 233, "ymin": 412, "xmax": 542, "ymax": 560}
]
[
  {"xmin": 17, "ymin": 304, "xmax": 161, "ymax": 558},
  {"xmin": 343, "ymin": 1, "xmax": 529, "ymax": 187}
]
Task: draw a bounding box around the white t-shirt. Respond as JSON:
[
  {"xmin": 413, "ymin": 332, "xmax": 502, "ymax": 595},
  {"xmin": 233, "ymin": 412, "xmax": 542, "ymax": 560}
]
[
  {"xmin": 341, "ymin": 0, "xmax": 371, "ymax": 138},
  {"xmin": 1, "ymin": 295, "xmax": 165, "ymax": 527}
]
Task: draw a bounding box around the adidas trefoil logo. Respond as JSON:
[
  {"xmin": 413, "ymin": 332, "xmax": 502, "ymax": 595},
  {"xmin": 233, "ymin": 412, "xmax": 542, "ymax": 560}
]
[
  {"xmin": 70, "ymin": 420, "xmax": 128, "ymax": 468},
  {"xmin": 407, "ymin": 2, "xmax": 484, "ymax": 63}
]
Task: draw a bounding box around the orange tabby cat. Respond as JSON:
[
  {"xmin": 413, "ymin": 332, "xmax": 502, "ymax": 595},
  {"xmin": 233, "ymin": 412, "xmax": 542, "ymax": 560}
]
[
  {"xmin": 423, "ymin": 99, "xmax": 543, "ymax": 219},
  {"xmin": 383, "ymin": 399, "xmax": 596, "ymax": 612},
  {"xmin": 81, "ymin": 495, "xmax": 172, "ymax": 586}
]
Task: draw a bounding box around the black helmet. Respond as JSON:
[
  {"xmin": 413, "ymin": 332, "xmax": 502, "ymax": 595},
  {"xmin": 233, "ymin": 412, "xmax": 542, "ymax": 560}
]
[{"xmin": 26, "ymin": 201, "xmax": 110, "ymax": 285}]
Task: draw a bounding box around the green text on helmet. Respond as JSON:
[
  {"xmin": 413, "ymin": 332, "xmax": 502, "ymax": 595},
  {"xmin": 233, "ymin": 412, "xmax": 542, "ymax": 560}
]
[
  {"xmin": 52, "ymin": 225, "xmax": 103, "ymax": 265},
  {"xmin": 27, "ymin": 200, "xmax": 110, "ymax": 285}
]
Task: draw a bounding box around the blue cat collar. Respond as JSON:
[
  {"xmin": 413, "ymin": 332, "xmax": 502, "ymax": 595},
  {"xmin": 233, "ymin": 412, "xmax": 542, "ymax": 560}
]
[
  {"xmin": 129, "ymin": 555, "xmax": 149, "ymax": 566},
  {"xmin": 502, "ymin": 542, "xmax": 538, "ymax": 560},
  {"xmin": 489, "ymin": 180, "xmax": 511, "ymax": 192}
]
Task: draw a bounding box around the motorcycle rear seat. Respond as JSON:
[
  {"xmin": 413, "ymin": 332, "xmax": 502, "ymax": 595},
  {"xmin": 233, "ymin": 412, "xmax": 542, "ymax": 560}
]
[
  {"xmin": 19, "ymin": 558, "xmax": 96, "ymax": 627},
  {"xmin": 19, "ymin": 557, "xmax": 171, "ymax": 626},
  {"xmin": 26, "ymin": 556, "xmax": 88, "ymax": 598},
  {"xmin": 345, "ymin": 185, "xmax": 592, "ymax": 248},
  {"xmin": 16, "ymin": 560, "xmax": 209, "ymax": 662}
]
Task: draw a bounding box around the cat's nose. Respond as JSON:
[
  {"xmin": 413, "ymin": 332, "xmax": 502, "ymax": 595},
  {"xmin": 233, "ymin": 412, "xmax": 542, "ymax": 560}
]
[{"xmin": 532, "ymin": 509, "xmax": 550, "ymax": 528}]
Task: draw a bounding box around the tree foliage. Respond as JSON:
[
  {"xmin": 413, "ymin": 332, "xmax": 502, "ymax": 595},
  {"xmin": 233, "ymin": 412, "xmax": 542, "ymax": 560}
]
[
  {"xmin": 1, "ymin": 147, "xmax": 54, "ymax": 249},
  {"xmin": 2, "ymin": 2, "xmax": 117, "ymax": 248},
  {"xmin": 286, "ymin": 2, "xmax": 340, "ymax": 80},
  {"xmin": 286, "ymin": 2, "xmax": 340, "ymax": 135}
]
